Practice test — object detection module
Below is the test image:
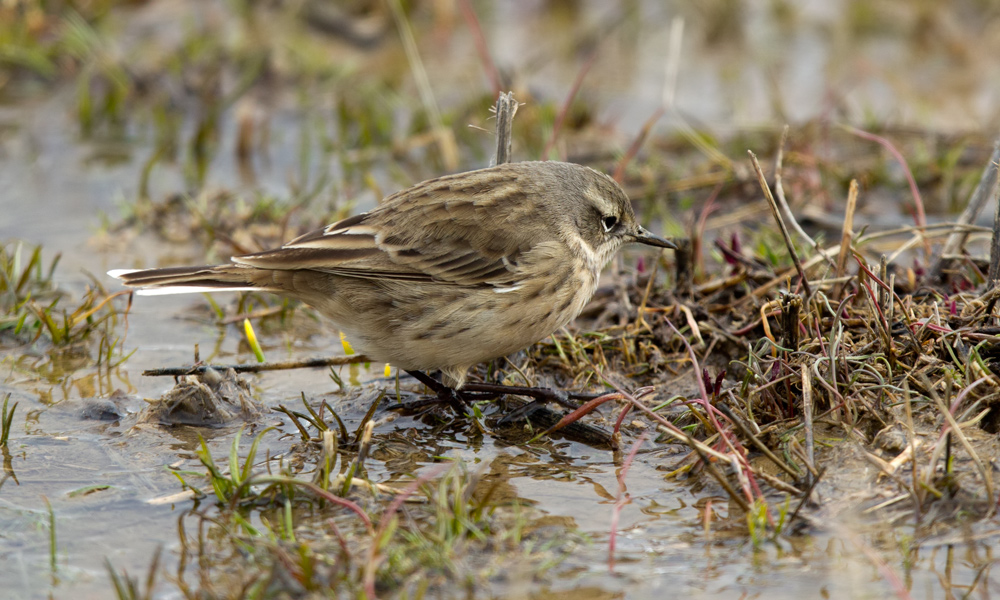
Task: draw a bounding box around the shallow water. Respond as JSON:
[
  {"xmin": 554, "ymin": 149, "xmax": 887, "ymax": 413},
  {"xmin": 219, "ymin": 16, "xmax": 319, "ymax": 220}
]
[{"xmin": 2, "ymin": 1, "xmax": 999, "ymax": 598}]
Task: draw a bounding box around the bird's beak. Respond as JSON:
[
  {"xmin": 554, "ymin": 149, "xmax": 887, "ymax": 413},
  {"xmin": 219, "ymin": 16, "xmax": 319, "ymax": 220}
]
[{"xmin": 632, "ymin": 226, "xmax": 677, "ymax": 249}]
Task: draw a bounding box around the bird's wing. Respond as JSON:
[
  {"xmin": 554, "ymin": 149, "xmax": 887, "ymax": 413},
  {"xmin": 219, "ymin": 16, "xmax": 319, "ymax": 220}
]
[{"xmin": 233, "ymin": 167, "xmax": 544, "ymax": 287}]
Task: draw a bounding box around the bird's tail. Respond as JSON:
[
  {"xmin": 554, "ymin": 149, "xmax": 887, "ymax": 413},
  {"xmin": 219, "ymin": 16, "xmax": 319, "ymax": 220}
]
[{"xmin": 108, "ymin": 265, "xmax": 265, "ymax": 296}]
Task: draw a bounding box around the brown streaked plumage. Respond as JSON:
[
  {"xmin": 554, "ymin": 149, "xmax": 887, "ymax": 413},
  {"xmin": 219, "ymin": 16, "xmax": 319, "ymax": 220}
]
[{"xmin": 110, "ymin": 161, "xmax": 675, "ymax": 389}]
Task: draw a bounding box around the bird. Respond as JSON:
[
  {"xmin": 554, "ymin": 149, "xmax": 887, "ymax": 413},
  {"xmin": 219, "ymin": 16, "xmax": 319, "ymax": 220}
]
[{"xmin": 109, "ymin": 160, "xmax": 675, "ymax": 396}]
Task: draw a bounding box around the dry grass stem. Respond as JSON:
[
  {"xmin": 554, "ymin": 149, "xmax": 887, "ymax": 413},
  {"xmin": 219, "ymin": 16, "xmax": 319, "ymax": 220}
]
[
  {"xmin": 801, "ymin": 364, "xmax": 815, "ymax": 482},
  {"xmin": 749, "ymin": 149, "xmax": 814, "ymax": 298},
  {"xmin": 388, "ymin": 0, "xmax": 458, "ymax": 170},
  {"xmin": 833, "ymin": 179, "xmax": 859, "ymax": 299},
  {"xmin": 931, "ymin": 139, "xmax": 1000, "ymax": 279},
  {"xmin": 774, "ymin": 125, "xmax": 834, "ymax": 268},
  {"xmin": 988, "ymin": 167, "xmax": 1000, "ymax": 287},
  {"xmin": 929, "ymin": 378, "xmax": 994, "ymax": 513}
]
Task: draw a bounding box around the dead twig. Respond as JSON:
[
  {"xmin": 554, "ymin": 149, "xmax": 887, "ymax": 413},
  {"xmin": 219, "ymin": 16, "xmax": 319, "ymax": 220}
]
[
  {"xmin": 387, "ymin": 0, "xmax": 458, "ymax": 170},
  {"xmin": 773, "ymin": 125, "xmax": 835, "ymax": 269},
  {"xmin": 833, "ymin": 179, "xmax": 859, "ymax": 300},
  {"xmin": 542, "ymin": 52, "xmax": 597, "ymax": 160},
  {"xmin": 988, "ymin": 162, "xmax": 1000, "ymax": 289},
  {"xmin": 748, "ymin": 150, "xmax": 813, "ymax": 300},
  {"xmin": 930, "ymin": 139, "xmax": 1000, "ymax": 280},
  {"xmin": 492, "ymin": 91, "xmax": 517, "ymax": 166},
  {"xmin": 143, "ymin": 355, "xmax": 371, "ymax": 377},
  {"xmin": 843, "ymin": 125, "xmax": 929, "ymax": 261},
  {"xmin": 780, "ymin": 293, "xmax": 802, "ymax": 352},
  {"xmin": 457, "ymin": 0, "xmax": 502, "ymax": 96},
  {"xmin": 927, "ymin": 375, "xmax": 994, "ymax": 514},
  {"xmin": 717, "ymin": 401, "xmax": 801, "ymax": 481},
  {"xmin": 801, "ymin": 364, "xmax": 815, "ymax": 485}
]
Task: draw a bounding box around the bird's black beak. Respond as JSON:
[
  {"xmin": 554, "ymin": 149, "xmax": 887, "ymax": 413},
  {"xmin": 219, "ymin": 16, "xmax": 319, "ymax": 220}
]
[{"xmin": 633, "ymin": 226, "xmax": 677, "ymax": 249}]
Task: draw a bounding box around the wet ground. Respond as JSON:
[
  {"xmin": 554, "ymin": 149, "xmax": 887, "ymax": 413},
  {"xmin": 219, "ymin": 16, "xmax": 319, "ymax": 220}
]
[{"xmin": 3, "ymin": 1, "xmax": 1000, "ymax": 598}]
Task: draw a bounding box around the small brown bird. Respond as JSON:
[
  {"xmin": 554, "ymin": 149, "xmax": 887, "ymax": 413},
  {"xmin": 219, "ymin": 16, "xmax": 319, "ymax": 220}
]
[{"xmin": 110, "ymin": 161, "xmax": 674, "ymax": 392}]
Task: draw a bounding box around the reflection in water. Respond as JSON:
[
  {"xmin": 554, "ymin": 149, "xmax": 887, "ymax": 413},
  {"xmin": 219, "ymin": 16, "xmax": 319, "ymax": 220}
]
[{"xmin": 0, "ymin": 445, "xmax": 19, "ymax": 492}]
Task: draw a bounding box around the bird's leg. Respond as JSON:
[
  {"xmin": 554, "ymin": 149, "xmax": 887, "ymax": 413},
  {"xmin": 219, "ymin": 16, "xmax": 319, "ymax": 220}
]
[
  {"xmin": 404, "ymin": 369, "xmax": 450, "ymax": 394},
  {"xmin": 402, "ymin": 370, "xmax": 495, "ymax": 413}
]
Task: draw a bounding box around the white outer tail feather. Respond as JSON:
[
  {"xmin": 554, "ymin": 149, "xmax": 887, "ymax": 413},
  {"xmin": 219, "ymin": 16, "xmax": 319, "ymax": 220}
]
[
  {"xmin": 133, "ymin": 286, "xmax": 260, "ymax": 296},
  {"xmin": 107, "ymin": 269, "xmax": 258, "ymax": 296}
]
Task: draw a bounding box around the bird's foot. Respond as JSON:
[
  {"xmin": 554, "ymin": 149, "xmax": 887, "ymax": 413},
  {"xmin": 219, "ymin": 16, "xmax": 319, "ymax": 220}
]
[
  {"xmin": 395, "ymin": 370, "xmax": 602, "ymax": 416},
  {"xmin": 396, "ymin": 370, "xmax": 489, "ymax": 414}
]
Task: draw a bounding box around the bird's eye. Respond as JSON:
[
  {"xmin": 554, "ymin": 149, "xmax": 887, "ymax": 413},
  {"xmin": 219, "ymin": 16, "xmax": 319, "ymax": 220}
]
[{"xmin": 602, "ymin": 215, "xmax": 618, "ymax": 232}]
